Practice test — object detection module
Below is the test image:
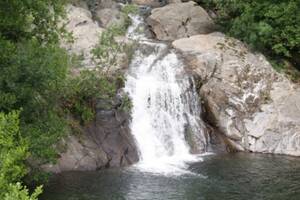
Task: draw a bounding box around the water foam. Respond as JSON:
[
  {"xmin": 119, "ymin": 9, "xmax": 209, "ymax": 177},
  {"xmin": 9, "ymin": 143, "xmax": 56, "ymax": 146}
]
[{"xmin": 125, "ymin": 15, "xmax": 207, "ymax": 176}]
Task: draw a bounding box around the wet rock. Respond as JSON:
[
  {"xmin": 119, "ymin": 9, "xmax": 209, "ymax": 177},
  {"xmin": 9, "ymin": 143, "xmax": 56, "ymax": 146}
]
[
  {"xmin": 43, "ymin": 103, "xmax": 139, "ymax": 173},
  {"xmin": 146, "ymin": 1, "xmax": 215, "ymax": 41},
  {"xmin": 173, "ymin": 33, "xmax": 300, "ymax": 156},
  {"xmin": 139, "ymin": 5, "xmax": 152, "ymax": 15},
  {"xmin": 184, "ymin": 120, "xmax": 209, "ymax": 153}
]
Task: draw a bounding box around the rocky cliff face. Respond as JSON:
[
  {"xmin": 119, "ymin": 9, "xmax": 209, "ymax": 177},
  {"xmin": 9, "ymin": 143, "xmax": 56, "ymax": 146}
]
[
  {"xmin": 145, "ymin": 1, "xmax": 300, "ymax": 156},
  {"xmin": 43, "ymin": 99, "xmax": 139, "ymax": 173},
  {"xmin": 62, "ymin": 4, "xmax": 104, "ymax": 68},
  {"xmin": 53, "ymin": 0, "xmax": 300, "ymax": 174},
  {"xmin": 173, "ymin": 33, "xmax": 300, "ymax": 156},
  {"xmin": 146, "ymin": 1, "xmax": 215, "ymax": 41},
  {"xmin": 44, "ymin": 1, "xmax": 140, "ymax": 173}
]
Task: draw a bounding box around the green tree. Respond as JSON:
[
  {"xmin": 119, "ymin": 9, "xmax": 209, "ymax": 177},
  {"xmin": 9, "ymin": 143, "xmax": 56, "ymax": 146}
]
[
  {"xmin": 0, "ymin": 36, "xmax": 70, "ymax": 163},
  {"xmin": 0, "ymin": 111, "xmax": 42, "ymax": 200},
  {"xmin": 91, "ymin": 3, "xmax": 138, "ymax": 72},
  {"xmin": 4, "ymin": 183, "xmax": 42, "ymax": 200},
  {"xmin": 0, "ymin": 0, "xmax": 70, "ymax": 164},
  {"xmin": 0, "ymin": 0, "xmax": 67, "ymax": 42}
]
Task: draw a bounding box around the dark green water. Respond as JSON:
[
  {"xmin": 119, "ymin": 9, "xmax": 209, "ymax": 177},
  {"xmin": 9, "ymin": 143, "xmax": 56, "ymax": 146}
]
[{"xmin": 41, "ymin": 153, "xmax": 300, "ymax": 200}]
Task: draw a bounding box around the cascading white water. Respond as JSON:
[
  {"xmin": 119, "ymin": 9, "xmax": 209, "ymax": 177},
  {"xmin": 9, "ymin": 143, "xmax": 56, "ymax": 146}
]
[{"xmin": 125, "ymin": 15, "xmax": 207, "ymax": 175}]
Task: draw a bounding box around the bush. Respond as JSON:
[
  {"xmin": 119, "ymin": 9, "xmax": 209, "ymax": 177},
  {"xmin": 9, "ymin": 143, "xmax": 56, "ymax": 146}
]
[
  {"xmin": 119, "ymin": 93, "xmax": 132, "ymax": 113},
  {"xmin": 62, "ymin": 70, "xmax": 122, "ymax": 125},
  {"xmin": 91, "ymin": 3, "xmax": 138, "ymax": 72},
  {"xmin": 91, "ymin": 25, "xmax": 126, "ymax": 71},
  {"xmin": 0, "ymin": 37, "xmax": 70, "ymax": 163},
  {"xmin": 0, "ymin": 111, "xmax": 42, "ymax": 200},
  {"xmin": 121, "ymin": 3, "xmax": 139, "ymax": 30},
  {"xmin": 0, "ymin": 1, "xmax": 70, "ymax": 183},
  {"xmin": 4, "ymin": 183, "xmax": 42, "ymax": 200},
  {"xmin": 0, "ymin": 1, "xmax": 134, "ymax": 193},
  {"xmin": 0, "ymin": 0, "xmax": 67, "ymax": 43}
]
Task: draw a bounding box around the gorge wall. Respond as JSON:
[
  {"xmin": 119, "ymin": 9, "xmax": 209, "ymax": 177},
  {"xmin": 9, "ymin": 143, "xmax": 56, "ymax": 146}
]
[
  {"xmin": 145, "ymin": 0, "xmax": 300, "ymax": 156},
  {"xmin": 44, "ymin": 1, "xmax": 139, "ymax": 173},
  {"xmin": 46, "ymin": 0, "xmax": 300, "ymax": 173}
]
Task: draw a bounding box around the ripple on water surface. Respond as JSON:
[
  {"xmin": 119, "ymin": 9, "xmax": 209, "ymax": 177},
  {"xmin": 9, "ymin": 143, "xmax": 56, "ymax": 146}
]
[{"xmin": 41, "ymin": 153, "xmax": 300, "ymax": 200}]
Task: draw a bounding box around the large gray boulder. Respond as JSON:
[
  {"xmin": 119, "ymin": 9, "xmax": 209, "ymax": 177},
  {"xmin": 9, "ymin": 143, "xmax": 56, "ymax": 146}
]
[
  {"xmin": 70, "ymin": 0, "xmax": 89, "ymax": 9},
  {"xmin": 146, "ymin": 1, "xmax": 215, "ymax": 41},
  {"xmin": 62, "ymin": 5, "xmax": 104, "ymax": 68},
  {"xmin": 95, "ymin": 8, "xmax": 126, "ymax": 28},
  {"xmin": 173, "ymin": 33, "xmax": 300, "ymax": 156},
  {"xmin": 62, "ymin": 4, "xmax": 130, "ymax": 72},
  {"xmin": 91, "ymin": 0, "xmax": 127, "ymax": 28}
]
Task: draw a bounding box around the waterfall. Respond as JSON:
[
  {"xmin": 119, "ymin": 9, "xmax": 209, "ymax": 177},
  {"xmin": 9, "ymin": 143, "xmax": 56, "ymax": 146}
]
[{"xmin": 125, "ymin": 15, "xmax": 207, "ymax": 175}]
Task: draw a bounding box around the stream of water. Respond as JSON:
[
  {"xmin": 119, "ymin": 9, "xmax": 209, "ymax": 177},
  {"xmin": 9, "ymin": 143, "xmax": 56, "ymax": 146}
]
[{"xmin": 124, "ymin": 15, "xmax": 206, "ymax": 175}]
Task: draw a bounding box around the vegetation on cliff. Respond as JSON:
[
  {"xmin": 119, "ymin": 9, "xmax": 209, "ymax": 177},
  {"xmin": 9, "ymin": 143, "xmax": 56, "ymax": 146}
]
[
  {"xmin": 0, "ymin": 111, "xmax": 42, "ymax": 199},
  {"xmin": 0, "ymin": 0, "xmax": 69, "ymax": 198},
  {"xmin": 0, "ymin": 0, "xmax": 135, "ymax": 199},
  {"xmin": 198, "ymin": 0, "xmax": 300, "ymax": 79}
]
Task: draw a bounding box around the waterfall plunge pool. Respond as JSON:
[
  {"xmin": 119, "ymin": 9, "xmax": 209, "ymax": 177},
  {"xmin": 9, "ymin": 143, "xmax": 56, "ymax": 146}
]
[
  {"xmin": 41, "ymin": 153, "xmax": 300, "ymax": 200},
  {"xmin": 41, "ymin": 14, "xmax": 300, "ymax": 200}
]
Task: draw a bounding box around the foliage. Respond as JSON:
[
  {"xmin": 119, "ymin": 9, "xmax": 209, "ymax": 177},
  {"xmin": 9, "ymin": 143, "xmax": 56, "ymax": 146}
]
[
  {"xmin": 70, "ymin": 52, "xmax": 85, "ymax": 68},
  {"xmin": 121, "ymin": 4, "xmax": 139, "ymax": 16},
  {"xmin": 91, "ymin": 25, "xmax": 126, "ymax": 71},
  {"xmin": 0, "ymin": 111, "xmax": 42, "ymax": 200},
  {"xmin": 0, "ymin": 0, "xmax": 67, "ymax": 43},
  {"xmin": 91, "ymin": 3, "xmax": 138, "ymax": 72},
  {"xmin": 0, "ymin": 1, "xmax": 134, "ymax": 193},
  {"xmin": 119, "ymin": 93, "xmax": 132, "ymax": 113},
  {"xmin": 270, "ymin": 59, "xmax": 300, "ymax": 82},
  {"xmin": 87, "ymin": 7, "xmax": 135, "ymax": 117},
  {"xmin": 4, "ymin": 183, "xmax": 42, "ymax": 200},
  {"xmin": 121, "ymin": 3, "xmax": 139, "ymax": 30},
  {"xmin": 0, "ymin": 2, "xmax": 70, "ymax": 189},
  {"xmin": 0, "ymin": 111, "xmax": 27, "ymax": 191},
  {"xmin": 199, "ymin": 0, "xmax": 300, "ymax": 68},
  {"xmin": 0, "ymin": 37, "xmax": 70, "ymax": 163},
  {"xmin": 91, "ymin": 26, "xmax": 136, "ymax": 72},
  {"xmin": 62, "ymin": 70, "xmax": 120, "ymax": 124}
]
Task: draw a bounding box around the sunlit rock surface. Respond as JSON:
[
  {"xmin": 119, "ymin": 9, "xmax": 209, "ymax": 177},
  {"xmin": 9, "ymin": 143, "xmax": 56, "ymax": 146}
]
[
  {"xmin": 146, "ymin": 1, "xmax": 215, "ymax": 41},
  {"xmin": 173, "ymin": 33, "xmax": 300, "ymax": 156},
  {"xmin": 46, "ymin": 4, "xmax": 139, "ymax": 173},
  {"xmin": 132, "ymin": 0, "xmax": 167, "ymax": 7},
  {"xmin": 62, "ymin": 5, "xmax": 104, "ymax": 68}
]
